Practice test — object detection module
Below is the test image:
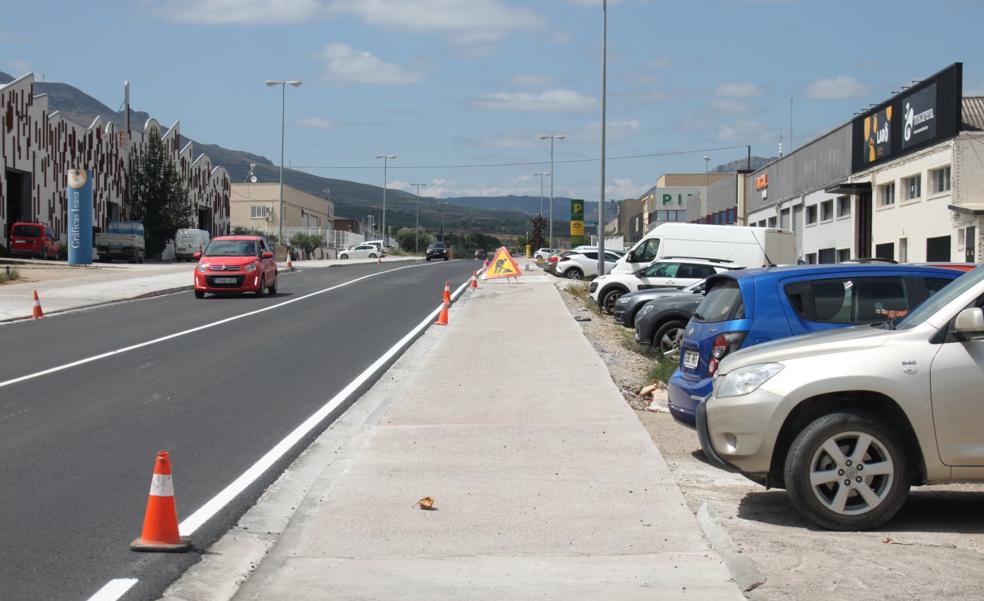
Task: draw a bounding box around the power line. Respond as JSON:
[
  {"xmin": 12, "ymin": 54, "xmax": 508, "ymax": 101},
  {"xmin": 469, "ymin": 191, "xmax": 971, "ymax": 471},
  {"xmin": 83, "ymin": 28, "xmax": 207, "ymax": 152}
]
[{"xmin": 287, "ymin": 145, "xmax": 750, "ymax": 171}]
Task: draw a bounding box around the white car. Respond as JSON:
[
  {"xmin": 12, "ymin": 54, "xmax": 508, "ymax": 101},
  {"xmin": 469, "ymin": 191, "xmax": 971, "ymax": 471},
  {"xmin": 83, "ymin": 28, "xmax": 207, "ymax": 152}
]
[
  {"xmin": 589, "ymin": 258, "xmax": 735, "ymax": 313},
  {"xmin": 534, "ymin": 247, "xmax": 556, "ymax": 260},
  {"xmin": 555, "ymin": 250, "xmax": 622, "ymax": 280},
  {"xmin": 338, "ymin": 244, "xmax": 380, "ymax": 260}
]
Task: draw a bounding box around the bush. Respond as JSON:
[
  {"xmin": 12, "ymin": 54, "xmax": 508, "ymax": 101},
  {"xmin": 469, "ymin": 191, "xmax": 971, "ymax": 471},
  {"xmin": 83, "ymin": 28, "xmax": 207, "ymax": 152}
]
[{"xmin": 290, "ymin": 233, "xmax": 322, "ymax": 255}]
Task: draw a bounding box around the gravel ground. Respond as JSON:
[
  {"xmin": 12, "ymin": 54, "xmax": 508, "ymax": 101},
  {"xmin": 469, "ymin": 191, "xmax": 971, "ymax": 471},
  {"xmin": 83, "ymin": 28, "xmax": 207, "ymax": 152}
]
[{"xmin": 556, "ymin": 276, "xmax": 984, "ymax": 601}]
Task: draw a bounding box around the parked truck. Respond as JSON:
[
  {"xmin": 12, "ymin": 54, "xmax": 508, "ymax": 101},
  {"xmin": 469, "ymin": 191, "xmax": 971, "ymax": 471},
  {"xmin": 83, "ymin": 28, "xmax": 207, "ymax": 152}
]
[{"xmin": 95, "ymin": 221, "xmax": 146, "ymax": 263}]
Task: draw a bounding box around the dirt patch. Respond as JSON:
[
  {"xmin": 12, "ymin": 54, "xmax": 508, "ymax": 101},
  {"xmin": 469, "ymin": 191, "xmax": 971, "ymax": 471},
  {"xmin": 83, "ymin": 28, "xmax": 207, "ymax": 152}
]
[{"xmin": 556, "ymin": 274, "xmax": 984, "ymax": 601}]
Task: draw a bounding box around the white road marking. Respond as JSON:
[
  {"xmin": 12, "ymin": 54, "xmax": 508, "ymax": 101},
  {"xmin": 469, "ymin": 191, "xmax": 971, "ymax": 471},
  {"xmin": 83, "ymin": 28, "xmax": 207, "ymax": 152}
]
[
  {"xmin": 179, "ymin": 276, "xmax": 471, "ymax": 535},
  {"xmin": 84, "ymin": 579, "xmax": 138, "ymax": 601},
  {"xmin": 0, "ymin": 262, "xmax": 440, "ymax": 391}
]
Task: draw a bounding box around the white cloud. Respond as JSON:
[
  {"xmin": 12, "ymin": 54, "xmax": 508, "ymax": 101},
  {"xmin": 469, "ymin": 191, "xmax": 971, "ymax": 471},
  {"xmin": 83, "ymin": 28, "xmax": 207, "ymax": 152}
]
[
  {"xmin": 716, "ymin": 120, "xmax": 774, "ymax": 143},
  {"xmin": 511, "ymin": 73, "xmax": 554, "ymax": 88},
  {"xmin": 805, "ymin": 76, "xmax": 869, "ymax": 100},
  {"xmin": 156, "ymin": 0, "xmax": 322, "ymax": 24},
  {"xmin": 714, "ymin": 83, "xmax": 761, "ymax": 98},
  {"xmin": 473, "ymin": 89, "xmax": 597, "ymax": 112},
  {"xmin": 4, "ymin": 59, "xmax": 31, "ymax": 75},
  {"xmin": 709, "ymin": 97, "xmax": 754, "ymax": 114},
  {"xmin": 320, "ymin": 43, "xmax": 422, "ymax": 85},
  {"xmin": 327, "ymin": 0, "xmax": 544, "ymax": 45},
  {"xmin": 297, "ymin": 116, "xmax": 335, "ymax": 130},
  {"xmin": 606, "ymin": 178, "xmax": 647, "ymax": 200}
]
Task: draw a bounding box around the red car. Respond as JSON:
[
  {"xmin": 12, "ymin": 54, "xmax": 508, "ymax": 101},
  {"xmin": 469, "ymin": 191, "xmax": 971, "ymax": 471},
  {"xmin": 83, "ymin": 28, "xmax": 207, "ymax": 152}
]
[
  {"xmin": 8, "ymin": 222, "xmax": 60, "ymax": 259},
  {"xmin": 193, "ymin": 235, "xmax": 278, "ymax": 298}
]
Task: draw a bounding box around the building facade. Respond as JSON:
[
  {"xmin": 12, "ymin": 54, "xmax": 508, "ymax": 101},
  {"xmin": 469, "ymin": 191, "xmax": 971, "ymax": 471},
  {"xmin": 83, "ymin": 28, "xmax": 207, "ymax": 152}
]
[
  {"xmin": 230, "ymin": 182, "xmax": 334, "ymax": 236},
  {"xmin": 1, "ymin": 73, "xmax": 230, "ymax": 249}
]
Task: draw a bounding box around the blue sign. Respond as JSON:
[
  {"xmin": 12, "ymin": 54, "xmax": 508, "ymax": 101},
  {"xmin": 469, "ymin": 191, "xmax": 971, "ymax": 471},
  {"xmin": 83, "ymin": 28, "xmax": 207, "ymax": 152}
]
[{"xmin": 67, "ymin": 169, "xmax": 93, "ymax": 265}]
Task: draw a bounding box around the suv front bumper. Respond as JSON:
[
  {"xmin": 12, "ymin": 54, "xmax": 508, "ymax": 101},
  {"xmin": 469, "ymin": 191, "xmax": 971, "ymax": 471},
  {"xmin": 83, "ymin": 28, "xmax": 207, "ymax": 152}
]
[{"xmin": 701, "ymin": 386, "xmax": 785, "ymax": 477}]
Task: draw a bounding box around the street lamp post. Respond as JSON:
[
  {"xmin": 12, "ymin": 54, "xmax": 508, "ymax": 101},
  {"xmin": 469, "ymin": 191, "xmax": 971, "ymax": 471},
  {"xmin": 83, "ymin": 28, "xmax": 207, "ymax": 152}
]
[
  {"xmin": 538, "ymin": 135, "xmax": 565, "ymax": 248},
  {"xmin": 412, "ymin": 183, "xmax": 426, "ymax": 254},
  {"xmin": 597, "ymin": 0, "xmax": 608, "ymax": 278},
  {"xmin": 703, "ymin": 155, "xmax": 710, "ymax": 221},
  {"xmin": 376, "ymin": 154, "xmax": 397, "ymax": 246},
  {"xmin": 533, "ymin": 172, "xmax": 550, "ymax": 218},
  {"xmin": 265, "ymin": 79, "xmax": 302, "ymax": 246}
]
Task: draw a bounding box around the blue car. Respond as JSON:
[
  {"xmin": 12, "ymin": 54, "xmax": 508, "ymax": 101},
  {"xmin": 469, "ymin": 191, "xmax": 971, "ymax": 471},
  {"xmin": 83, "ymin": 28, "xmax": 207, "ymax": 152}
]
[{"xmin": 667, "ymin": 264, "xmax": 963, "ymax": 427}]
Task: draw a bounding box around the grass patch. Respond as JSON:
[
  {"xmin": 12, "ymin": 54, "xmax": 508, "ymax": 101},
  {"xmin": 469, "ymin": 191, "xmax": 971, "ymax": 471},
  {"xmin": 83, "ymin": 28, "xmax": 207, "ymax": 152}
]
[
  {"xmin": 566, "ymin": 281, "xmax": 601, "ymax": 314},
  {"xmin": 647, "ymin": 358, "xmax": 678, "ymax": 384},
  {"xmin": 618, "ymin": 328, "xmax": 653, "ymax": 356},
  {"xmin": 0, "ymin": 268, "xmax": 20, "ymax": 285}
]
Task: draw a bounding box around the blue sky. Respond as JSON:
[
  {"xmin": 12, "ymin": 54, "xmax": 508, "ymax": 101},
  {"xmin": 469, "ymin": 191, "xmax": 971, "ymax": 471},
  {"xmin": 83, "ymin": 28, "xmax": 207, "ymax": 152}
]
[{"xmin": 3, "ymin": 0, "xmax": 984, "ymax": 202}]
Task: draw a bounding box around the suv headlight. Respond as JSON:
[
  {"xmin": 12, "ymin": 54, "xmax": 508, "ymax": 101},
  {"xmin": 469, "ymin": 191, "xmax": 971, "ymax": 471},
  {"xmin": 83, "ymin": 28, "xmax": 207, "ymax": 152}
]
[{"xmin": 716, "ymin": 363, "xmax": 784, "ymax": 398}]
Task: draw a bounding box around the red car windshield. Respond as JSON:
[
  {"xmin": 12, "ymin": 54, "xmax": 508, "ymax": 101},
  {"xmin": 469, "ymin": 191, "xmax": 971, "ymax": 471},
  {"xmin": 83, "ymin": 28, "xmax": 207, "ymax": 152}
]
[{"xmin": 205, "ymin": 240, "xmax": 258, "ymax": 257}]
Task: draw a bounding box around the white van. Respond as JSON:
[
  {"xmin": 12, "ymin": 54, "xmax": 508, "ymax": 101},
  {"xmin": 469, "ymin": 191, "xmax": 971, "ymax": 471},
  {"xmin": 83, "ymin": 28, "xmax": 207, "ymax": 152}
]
[
  {"xmin": 175, "ymin": 228, "xmax": 210, "ymax": 261},
  {"xmin": 610, "ymin": 223, "xmax": 795, "ymax": 274}
]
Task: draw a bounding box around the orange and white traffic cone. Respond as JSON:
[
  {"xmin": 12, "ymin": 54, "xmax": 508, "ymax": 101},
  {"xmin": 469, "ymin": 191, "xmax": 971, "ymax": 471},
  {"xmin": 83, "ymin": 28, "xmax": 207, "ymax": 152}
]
[
  {"xmin": 442, "ymin": 281, "xmax": 451, "ymax": 303},
  {"xmin": 32, "ymin": 290, "xmax": 44, "ymax": 319},
  {"xmin": 377, "ymin": 253, "xmax": 382, "ymax": 264},
  {"xmin": 470, "ymin": 272, "xmax": 478, "ymax": 289},
  {"xmin": 286, "ymin": 254, "xmax": 293, "ymax": 271},
  {"xmin": 434, "ymin": 301, "xmax": 449, "ymax": 326},
  {"xmin": 131, "ymin": 451, "xmax": 190, "ymax": 552}
]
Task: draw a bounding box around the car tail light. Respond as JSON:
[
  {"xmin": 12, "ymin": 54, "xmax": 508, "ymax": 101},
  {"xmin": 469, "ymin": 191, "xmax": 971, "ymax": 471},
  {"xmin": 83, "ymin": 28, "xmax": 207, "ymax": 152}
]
[
  {"xmin": 708, "ymin": 332, "xmax": 747, "ymax": 375},
  {"xmin": 548, "ymin": 256, "xmax": 559, "ymax": 262}
]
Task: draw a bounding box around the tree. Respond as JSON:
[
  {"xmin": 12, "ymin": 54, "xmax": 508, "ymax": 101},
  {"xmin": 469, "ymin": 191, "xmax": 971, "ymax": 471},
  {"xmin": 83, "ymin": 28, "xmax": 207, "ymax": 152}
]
[
  {"xmin": 129, "ymin": 128, "xmax": 193, "ymax": 257},
  {"xmin": 529, "ymin": 215, "xmax": 546, "ymax": 250},
  {"xmin": 395, "ymin": 227, "xmax": 434, "ymax": 253},
  {"xmin": 290, "ymin": 232, "xmax": 322, "ymax": 255}
]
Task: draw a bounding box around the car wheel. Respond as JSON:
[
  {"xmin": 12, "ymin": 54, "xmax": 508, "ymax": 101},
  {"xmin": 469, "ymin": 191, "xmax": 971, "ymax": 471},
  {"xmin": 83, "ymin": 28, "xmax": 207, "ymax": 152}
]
[
  {"xmin": 268, "ymin": 275, "xmax": 278, "ymax": 295},
  {"xmin": 340, "ymin": 254, "xmax": 348, "ymax": 260},
  {"xmin": 601, "ymin": 289, "xmax": 625, "ymax": 314},
  {"xmin": 444, "ymin": 256, "xmax": 448, "ymax": 261},
  {"xmin": 426, "ymin": 256, "xmax": 431, "ymax": 261},
  {"xmin": 784, "ymin": 411, "xmax": 909, "ymax": 531},
  {"xmin": 566, "ymin": 267, "xmax": 583, "ymax": 280},
  {"xmin": 256, "ymin": 276, "xmax": 266, "ymax": 297},
  {"xmin": 194, "ymin": 290, "xmax": 205, "ymax": 299},
  {"xmin": 652, "ymin": 320, "xmax": 686, "ymax": 358},
  {"xmin": 369, "ymin": 253, "xmax": 377, "ymax": 259}
]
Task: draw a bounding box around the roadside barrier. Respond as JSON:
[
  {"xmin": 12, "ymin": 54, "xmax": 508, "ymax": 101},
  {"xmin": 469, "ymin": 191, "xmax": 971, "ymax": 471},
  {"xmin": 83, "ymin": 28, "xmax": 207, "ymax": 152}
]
[
  {"xmin": 442, "ymin": 281, "xmax": 451, "ymax": 303},
  {"xmin": 434, "ymin": 301, "xmax": 450, "ymax": 326},
  {"xmin": 32, "ymin": 290, "xmax": 44, "ymax": 319},
  {"xmin": 470, "ymin": 272, "xmax": 478, "ymax": 289},
  {"xmin": 131, "ymin": 451, "xmax": 190, "ymax": 552}
]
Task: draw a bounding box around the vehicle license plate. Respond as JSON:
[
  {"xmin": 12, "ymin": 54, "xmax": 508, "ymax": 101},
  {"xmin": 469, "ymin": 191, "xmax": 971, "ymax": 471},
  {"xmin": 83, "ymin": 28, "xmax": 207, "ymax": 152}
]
[
  {"xmin": 15, "ymin": 240, "xmax": 26, "ymax": 244},
  {"xmin": 214, "ymin": 277, "xmax": 237, "ymax": 284},
  {"xmin": 683, "ymin": 350, "xmax": 699, "ymax": 370}
]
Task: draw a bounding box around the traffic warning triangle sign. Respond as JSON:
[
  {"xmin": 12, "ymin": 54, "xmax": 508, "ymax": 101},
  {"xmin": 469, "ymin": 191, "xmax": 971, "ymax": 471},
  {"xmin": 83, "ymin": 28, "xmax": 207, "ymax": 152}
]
[{"xmin": 483, "ymin": 247, "xmax": 521, "ymax": 280}]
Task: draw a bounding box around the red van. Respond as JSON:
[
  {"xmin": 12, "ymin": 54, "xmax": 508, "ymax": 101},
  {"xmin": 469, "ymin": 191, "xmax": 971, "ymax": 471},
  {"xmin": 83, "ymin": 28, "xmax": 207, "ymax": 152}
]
[{"xmin": 8, "ymin": 222, "xmax": 60, "ymax": 259}]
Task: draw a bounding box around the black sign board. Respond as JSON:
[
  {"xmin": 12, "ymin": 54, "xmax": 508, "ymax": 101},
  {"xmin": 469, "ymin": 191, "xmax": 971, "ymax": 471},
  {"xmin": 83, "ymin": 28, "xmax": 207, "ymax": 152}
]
[{"xmin": 902, "ymin": 83, "xmax": 937, "ymax": 149}]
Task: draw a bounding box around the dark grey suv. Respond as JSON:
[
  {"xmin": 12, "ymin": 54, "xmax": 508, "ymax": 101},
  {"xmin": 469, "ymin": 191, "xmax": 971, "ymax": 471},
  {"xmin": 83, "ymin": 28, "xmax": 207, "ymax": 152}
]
[{"xmin": 426, "ymin": 242, "xmax": 449, "ymax": 261}]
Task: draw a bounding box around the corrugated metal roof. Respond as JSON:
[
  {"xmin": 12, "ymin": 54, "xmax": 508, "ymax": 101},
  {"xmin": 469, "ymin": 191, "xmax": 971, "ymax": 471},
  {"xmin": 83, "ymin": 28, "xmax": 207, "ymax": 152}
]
[{"xmin": 962, "ymin": 97, "xmax": 984, "ymax": 131}]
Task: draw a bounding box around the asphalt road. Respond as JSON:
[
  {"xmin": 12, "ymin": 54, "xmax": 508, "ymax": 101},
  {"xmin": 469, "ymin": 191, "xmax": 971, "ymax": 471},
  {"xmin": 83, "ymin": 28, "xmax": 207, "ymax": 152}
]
[{"xmin": 0, "ymin": 259, "xmax": 478, "ymax": 601}]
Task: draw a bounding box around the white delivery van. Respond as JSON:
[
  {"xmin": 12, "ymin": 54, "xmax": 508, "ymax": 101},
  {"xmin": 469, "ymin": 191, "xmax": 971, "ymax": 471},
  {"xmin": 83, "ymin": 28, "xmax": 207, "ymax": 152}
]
[
  {"xmin": 610, "ymin": 223, "xmax": 795, "ymax": 274},
  {"xmin": 175, "ymin": 228, "xmax": 211, "ymax": 261}
]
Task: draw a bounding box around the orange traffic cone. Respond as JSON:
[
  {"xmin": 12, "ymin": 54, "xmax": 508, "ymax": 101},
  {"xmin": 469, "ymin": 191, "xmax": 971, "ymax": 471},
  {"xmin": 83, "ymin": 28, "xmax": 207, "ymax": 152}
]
[
  {"xmin": 377, "ymin": 253, "xmax": 382, "ymax": 264},
  {"xmin": 32, "ymin": 290, "xmax": 44, "ymax": 319},
  {"xmin": 442, "ymin": 281, "xmax": 451, "ymax": 303},
  {"xmin": 434, "ymin": 301, "xmax": 449, "ymax": 326},
  {"xmin": 470, "ymin": 272, "xmax": 478, "ymax": 289},
  {"xmin": 286, "ymin": 254, "xmax": 293, "ymax": 271},
  {"xmin": 131, "ymin": 451, "xmax": 190, "ymax": 552}
]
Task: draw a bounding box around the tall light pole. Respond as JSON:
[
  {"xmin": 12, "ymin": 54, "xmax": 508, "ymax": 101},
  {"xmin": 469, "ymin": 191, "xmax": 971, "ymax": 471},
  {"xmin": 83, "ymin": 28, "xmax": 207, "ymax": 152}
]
[
  {"xmin": 538, "ymin": 134, "xmax": 565, "ymax": 248},
  {"xmin": 412, "ymin": 182, "xmax": 426, "ymax": 254},
  {"xmin": 703, "ymin": 155, "xmax": 710, "ymax": 222},
  {"xmin": 597, "ymin": 0, "xmax": 608, "ymax": 278},
  {"xmin": 533, "ymin": 172, "xmax": 550, "ymax": 218},
  {"xmin": 376, "ymin": 154, "xmax": 397, "ymax": 245},
  {"xmin": 265, "ymin": 79, "xmax": 302, "ymax": 246}
]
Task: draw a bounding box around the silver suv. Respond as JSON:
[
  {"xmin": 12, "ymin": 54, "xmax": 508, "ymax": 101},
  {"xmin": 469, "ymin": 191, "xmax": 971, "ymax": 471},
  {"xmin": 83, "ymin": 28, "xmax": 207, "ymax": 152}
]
[{"xmin": 700, "ymin": 266, "xmax": 984, "ymax": 530}]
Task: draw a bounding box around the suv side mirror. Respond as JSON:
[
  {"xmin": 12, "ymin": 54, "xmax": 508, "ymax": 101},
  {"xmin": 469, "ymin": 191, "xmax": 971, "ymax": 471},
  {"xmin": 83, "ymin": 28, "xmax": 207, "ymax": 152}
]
[
  {"xmin": 954, "ymin": 307, "xmax": 984, "ymax": 337},
  {"xmin": 192, "ymin": 251, "xmax": 202, "ymax": 260},
  {"xmin": 262, "ymin": 251, "xmax": 274, "ymax": 259}
]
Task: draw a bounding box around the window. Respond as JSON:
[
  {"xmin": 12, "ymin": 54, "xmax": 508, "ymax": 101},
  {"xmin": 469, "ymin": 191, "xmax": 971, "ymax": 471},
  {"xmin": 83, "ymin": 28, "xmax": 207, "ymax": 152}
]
[
  {"xmin": 779, "ymin": 209, "xmax": 790, "ymax": 229},
  {"xmin": 837, "ymin": 249, "xmax": 851, "ymax": 262},
  {"xmin": 965, "ymin": 226, "xmax": 976, "ymax": 263},
  {"xmin": 631, "ymin": 238, "xmax": 660, "ymax": 262},
  {"xmin": 805, "ymin": 253, "xmax": 817, "ymax": 264},
  {"xmin": 837, "ymin": 196, "xmax": 851, "ymax": 218},
  {"xmin": 930, "ymin": 165, "xmax": 951, "ymax": 194},
  {"xmin": 899, "ymin": 238, "xmax": 908, "ymax": 263},
  {"xmin": 926, "ymin": 235, "xmax": 951, "ymax": 262},
  {"xmin": 250, "ymin": 206, "xmax": 267, "ymax": 219},
  {"xmin": 925, "ymin": 277, "xmax": 954, "ymax": 299},
  {"xmin": 640, "ymin": 262, "xmax": 679, "ymax": 278},
  {"xmin": 757, "ymin": 220, "xmax": 767, "ymax": 227},
  {"xmin": 819, "ymin": 248, "xmax": 836, "ymax": 264},
  {"xmin": 902, "ymin": 174, "xmax": 921, "ymax": 201},
  {"xmin": 875, "ymin": 242, "xmax": 895, "ymax": 261},
  {"xmin": 879, "ymin": 182, "xmax": 895, "ymax": 207},
  {"xmin": 694, "ymin": 279, "xmax": 744, "ymax": 323},
  {"xmin": 677, "ymin": 263, "xmax": 717, "ymax": 279},
  {"xmin": 768, "ymin": 216, "xmax": 777, "ymax": 228},
  {"xmin": 820, "ymin": 200, "xmax": 834, "ymax": 223},
  {"xmin": 582, "ymin": 251, "xmax": 599, "ymax": 260},
  {"xmin": 805, "ymin": 205, "xmax": 818, "ymax": 225},
  {"xmin": 787, "ymin": 277, "xmax": 907, "ymax": 324}
]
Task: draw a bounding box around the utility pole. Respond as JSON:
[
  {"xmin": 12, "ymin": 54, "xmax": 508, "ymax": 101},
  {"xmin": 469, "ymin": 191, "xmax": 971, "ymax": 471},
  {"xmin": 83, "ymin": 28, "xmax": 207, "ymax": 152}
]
[
  {"xmin": 376, "ymin": 154, "xmax": 396, "ymax": 245},
  {"xmin": 539, "ymin": 135, "xmax": 565, "ymax": 248},
  {"xmin": 597, "ymin": 0, "xmax": 608, "ymax": 278},
  {"xmin": 412, "ymin": 183, "xmax": 426, "ymax": 254},
  {"xmin": 265, "ymin": 80, "xmax": 302, "ymax": 246},
  {"xmin": 534, "ymin": 172, "xmax": 550, "ymax": 219}
]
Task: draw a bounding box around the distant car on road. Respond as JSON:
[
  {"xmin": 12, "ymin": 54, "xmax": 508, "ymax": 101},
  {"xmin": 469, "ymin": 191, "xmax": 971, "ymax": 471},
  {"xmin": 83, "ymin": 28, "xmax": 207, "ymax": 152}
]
[
  {"xmin": 364, "ymin": 240, "xmax": 388, "ymax": 256},
  {"xmin": 612, "ymin": 280, "xmax": 705, "ymax": 328},
  {"xmin": 194, "ymin": 235, "xmax": 278, "ymax": 298},
  {"xmin": 668, "ymin": 264, "xmax": 964, "ymax": 427},
  {"xmin": 534, "ymin": 247, "xmax": 556, "ymax": 260},
  {"xmin": 338, "ymin": 244, "xmax": 380, "ymax": 260},
  {"xmin": 8, "ymin": 222, "xmax": 60, "ymax": 260},
  {"xmin": 174, "ymin": 228, "xmax": 210, "ymax": 262},
  {"xmin": 474, "ymin": 248, "xmax": 487, "ymax": 260},
  {"xmin": 426, "ymin": 242, "xmax": 450, "ymax": 261}
]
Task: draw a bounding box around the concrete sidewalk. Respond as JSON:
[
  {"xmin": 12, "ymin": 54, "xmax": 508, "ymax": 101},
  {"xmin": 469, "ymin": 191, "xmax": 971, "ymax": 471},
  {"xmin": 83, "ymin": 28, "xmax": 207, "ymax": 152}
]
[
  {"xmin": 0, "ymin": 256, "xmax": 421, "ymax": 321},
  {"xmin": 221, "ymin": 271, "xmax": 744, "ymax": 600}
]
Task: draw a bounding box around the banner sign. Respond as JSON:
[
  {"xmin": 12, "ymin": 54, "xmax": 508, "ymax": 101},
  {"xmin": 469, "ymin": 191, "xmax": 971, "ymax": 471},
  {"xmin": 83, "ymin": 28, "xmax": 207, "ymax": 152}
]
[
  {"xmin": 66, "ymin": 169, "xmax": 93, "ymax": 265},
  {"xmin": 902, "ymin": 83, "xmax": 937, "ymax": 150},
  {"xmin": 570, "ymin": 198, "xmax": 584, "ymax": 238},
  {"xmin": 862, "ymin": 106, "xmax": 892, "ymax": 165}
]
